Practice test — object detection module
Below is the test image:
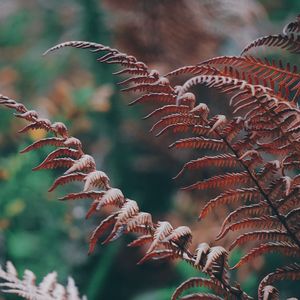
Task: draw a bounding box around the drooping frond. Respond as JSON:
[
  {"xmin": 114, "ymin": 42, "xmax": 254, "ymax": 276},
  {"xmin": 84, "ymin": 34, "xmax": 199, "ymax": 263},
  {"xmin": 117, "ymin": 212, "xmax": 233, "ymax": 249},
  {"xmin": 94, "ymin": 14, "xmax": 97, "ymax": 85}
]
[
  {"xmin": 241, "ymin": 15, "xmax": 300, "ymax": 56},
  {"xmin": 0, "ymin": 261, "xmax": 86, "ymax": 300},
  {"xmin": 258, "ymin": 263, "xmax": 300, "ymax": 299},
  {"xmin": 241, "ymin": 34, "xmax": 300, "ymax": 55},
  {"xmin": 171, "ymin": 277, "xmax": 229, "ymax": 300}
]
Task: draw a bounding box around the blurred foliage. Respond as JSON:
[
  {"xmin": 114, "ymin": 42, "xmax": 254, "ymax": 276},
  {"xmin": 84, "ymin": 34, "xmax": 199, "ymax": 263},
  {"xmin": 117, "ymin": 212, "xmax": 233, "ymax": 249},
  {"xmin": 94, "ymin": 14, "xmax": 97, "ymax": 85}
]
[{"xmin": 0, "ymin": 0, "xmax": 299, "ymax": 299}]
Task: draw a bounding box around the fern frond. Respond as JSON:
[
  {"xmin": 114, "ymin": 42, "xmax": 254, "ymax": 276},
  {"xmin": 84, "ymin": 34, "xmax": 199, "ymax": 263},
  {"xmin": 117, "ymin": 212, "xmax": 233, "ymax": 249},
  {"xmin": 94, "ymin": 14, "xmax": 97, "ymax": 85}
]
[
  {"xmin": 229, "ymin": 230, "xmax": 290, "ymax": 251},
  {"xmin": 33, "ymin": 148, "xmax": 81, "ymax": 171},
  {"xmin": 20, "ymin": 137, "xmax": 66, "ymax": 153},
  {"xmin": 258, "ymin": 263, "xmax": 300, "ymax": 299},
  {"xmin": 137, "ymin": 249, "xmax": 178, "ymax": 265},
  {"xmin": 174, "ymin": 154, "xmax": 240, "ymax": 179},
  {"xmin": 59, "ymin": 191, "xmax": 105, "ymax": 201},
  {"xmin": 241, "ymin": 34, "xmax": 300, "ymax": 55},
  {"xmin": 32, "ymin": 157, "xmax": 75, "ymax": 171},
  {"xmin": 183, "ymin": 172, "xmax": 251, "ymax": 191},
  {"xmin": 126, "ymin": 212, "xmax": 153, "ymax": 233},
  {"xmin": 151, "ymin": 113, "xmax": 203, "ymax": 133},
  {"xmin": 219, "ymin": 202, "xmax": 271, "ymax": 235},
  {"xmin": 200, "ymin": 56, "xmax": 299, "ymax": 87},
  {"xmin": 231, "ymin": 242, "xmax": 300, "ymax": 269},
  {"xmin": 83, "ymin": 170, "xmax": 110, "ymax": 191},
  {"xmin": 199, "ymin": 188, "xmax": 261, "ymax": 220},
  {"xmin": 216, "ymin": 216, "xmax": 281, "ymax": 241},
  {"xmin": 2, "ymin": 14, "xmax": 300, "ymax": 299},
  {"xmin": 128, "ymin": 92, "xmax": 176, "ymax": 106},
  {"xmin": 146, "ymin": 221, "xmax": 173, "ymax": 254},
  {"xmin": 0, "ymin": 261, "xmax": 86, "ymax": 300},
  {"xmin": 64, "ymin": 154, "xmax": 96, "ymax": 175},
  {"xmin": 48, "ymin": 172, "xmax": 86, "ymax": 192},
  {"xmin": 143, "ymin": 104, "xmax": 190, "ymax": 120},
  {"xmin": 88, "ymin": 213, "xmax": 118, "ymax": 254},
  {"xmin": 169, "ymin": 137, "xmax": 227, "ymax": 152},
  {"xmin": 127, "ymin": 234, "xmax": 153, "ymax": 248},
  {"xmin": 171, "ymin": 277, "xmax": 228, "ymax": 300}
]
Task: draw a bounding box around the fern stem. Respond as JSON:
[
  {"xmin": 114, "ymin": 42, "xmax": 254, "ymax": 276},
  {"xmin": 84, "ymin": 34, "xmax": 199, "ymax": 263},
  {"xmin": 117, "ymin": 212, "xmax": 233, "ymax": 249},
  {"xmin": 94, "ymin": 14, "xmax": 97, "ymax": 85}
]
[{"xmin": 220, "ymin": 134, "xmax": 300, "ymax": 249}]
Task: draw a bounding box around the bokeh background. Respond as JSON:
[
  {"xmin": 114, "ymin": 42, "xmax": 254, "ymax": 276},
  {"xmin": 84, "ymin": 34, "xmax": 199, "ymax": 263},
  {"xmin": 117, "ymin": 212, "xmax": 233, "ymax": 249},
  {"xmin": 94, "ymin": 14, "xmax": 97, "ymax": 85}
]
[{"xmin": 0, "ymin": 0, "xmax": 299, "ymax": 299}]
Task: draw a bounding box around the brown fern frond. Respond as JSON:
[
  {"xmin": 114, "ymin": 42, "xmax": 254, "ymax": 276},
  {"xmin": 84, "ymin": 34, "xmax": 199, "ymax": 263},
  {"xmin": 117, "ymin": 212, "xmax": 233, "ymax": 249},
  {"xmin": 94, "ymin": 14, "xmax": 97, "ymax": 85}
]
[
  {"xmin": 146, "ymin": 221, "xmax": 173, "ymax": 254},
  {"xmin": 127, "ymin": 234, "xmax": 153, "ymax": 248},
  {"xmin": 128, "ymin": 92, "xmax": 176, "ymax": 106},
  {"xmin": 126, "ymin": 212, "xmax": 153, "ymax": 233},
  {"xmin": 48, "ymin": 172, "xmax": 86, "ymax": 192},
  {"xmin": 117, "ymin": 74, "xmax": 157, "ymax": 86},
  {"xmin": 183, "ymin": 172, "xmax": 251, "ymax": 191},
  {"xmin": 59, "ymin": 191, "xmax": 105, "ymax": 201},
  {"xmin": 241, "ymin": 34, "xmax": 300, "ymax": 55},
  {"xmin": 2, "ymin": 14, "xmax": 299, "ymax": 299},
  {"xmin": 194, "ymin": 242, "xmax": 210, "ymax": 267},
  {"xmin": 162, "ymin": 123, "xmax": 218, "ymax": 138},
  {"xmin": 216, "ymin": 216, "xmax": 282, "ymax": 241},
  {"xmin": 143, "ymin": 104, "xmax": 190, "ymax": 120},
  {"xmin": 231, "ymin": 242, "xmax": 300, "ymax": 269},
  {"xmin": 229, "ymin": 230, "xmax": 290, "ymax": 251},
  {"xmin": 114, "ymin": 199, "xmax": 140, "ymax": 225},
  {"xmin": 137, "ymin": 249, "xmax": 177, "ymax": 265},
  {"xmin": 171, "ymin": 277, "xmax": 228, "ymax": 300},
  {"xmin": 83, "ymin": 170, "xmax": 110, "ymax": 191},
  {"xmin": 64, "ymin": 154, "xmax": 96, "ymax": 175},
  {"xmin": 44, "ymin": 41, "xmax": 148, "ymax": 73},
  {"xmin": 199, "ymin": 56, "xmax": 300, "ymax": 89},
  {"xmin": 203, "ymin": 246, "xmax": 228, "ymax": 274},
  {"xmin": 174, "ymin": 154, "xmax": 240, "ymax": 179},
  {"xmin": 176, "ymin": 74, "xmax": 271, "ymax": 100},
  {"xmin": 121, "ymin": 80, "xmax": 173, "ymax": 94},
  {"xmin": 32, "ymin": 157, "xmax": 75, "ymax": 171},
  {"xmin": 258, "ymin": 263, "xmax": 300, "ymax": 299},
  {"xmin": 18, "ymin": 122, "xmax": 50, "ymax": 133},
  {"xmin": 199, "ymin": 188, "xmax": 261, "ymax": 220},
  {"xmin": 33, "ymin": 148, "xmax": 82, "ymax": 171},
  {"xmin": 88, "ymin": 213, "xmax": 118, "ymax": 254},
  {"xmin": 219, "ymin": 202, "xmax": 271, "ymax": 236},
  {"xmin": 101, "ymin": 200, "xmax": 140, "ymax": 245},
  {"xmin": 277, "ymin": 187, "xmax": 300, "ymax": 213},
  {"xmin": 165, "ymin": 65, "xmax": 220, "ymax": 78},
  {"xmin": 96, "ymin": 188, "xmax": 125, "ymax": 209},
  {"xmin": 169, "ymin": 137, "xmax": 227, "ymax": 152},
  {"xmin": 151, "ymin": 113, "xmax": 203, "ymax": 133},
  {"xmin": 162, "ymin": 226, "xmax": 192, "ymax": 253},
  {"xmin": 20, "ymin": 137, "xmax": 66, "ymax": 153},
  {"xmin": 155, "ymin": 123, "xmax": 191, "ymax": 137},
  {"xmin": 0, "ymin": 261, "xmax": 86, "ymax": 300}
]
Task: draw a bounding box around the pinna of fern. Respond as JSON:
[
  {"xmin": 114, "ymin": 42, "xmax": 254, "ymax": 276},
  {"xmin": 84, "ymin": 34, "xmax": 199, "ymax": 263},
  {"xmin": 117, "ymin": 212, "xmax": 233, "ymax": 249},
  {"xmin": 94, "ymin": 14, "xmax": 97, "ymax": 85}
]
[{"xmin": 1, "ymin": 14, "xmax": 300, "ymax": 300}]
